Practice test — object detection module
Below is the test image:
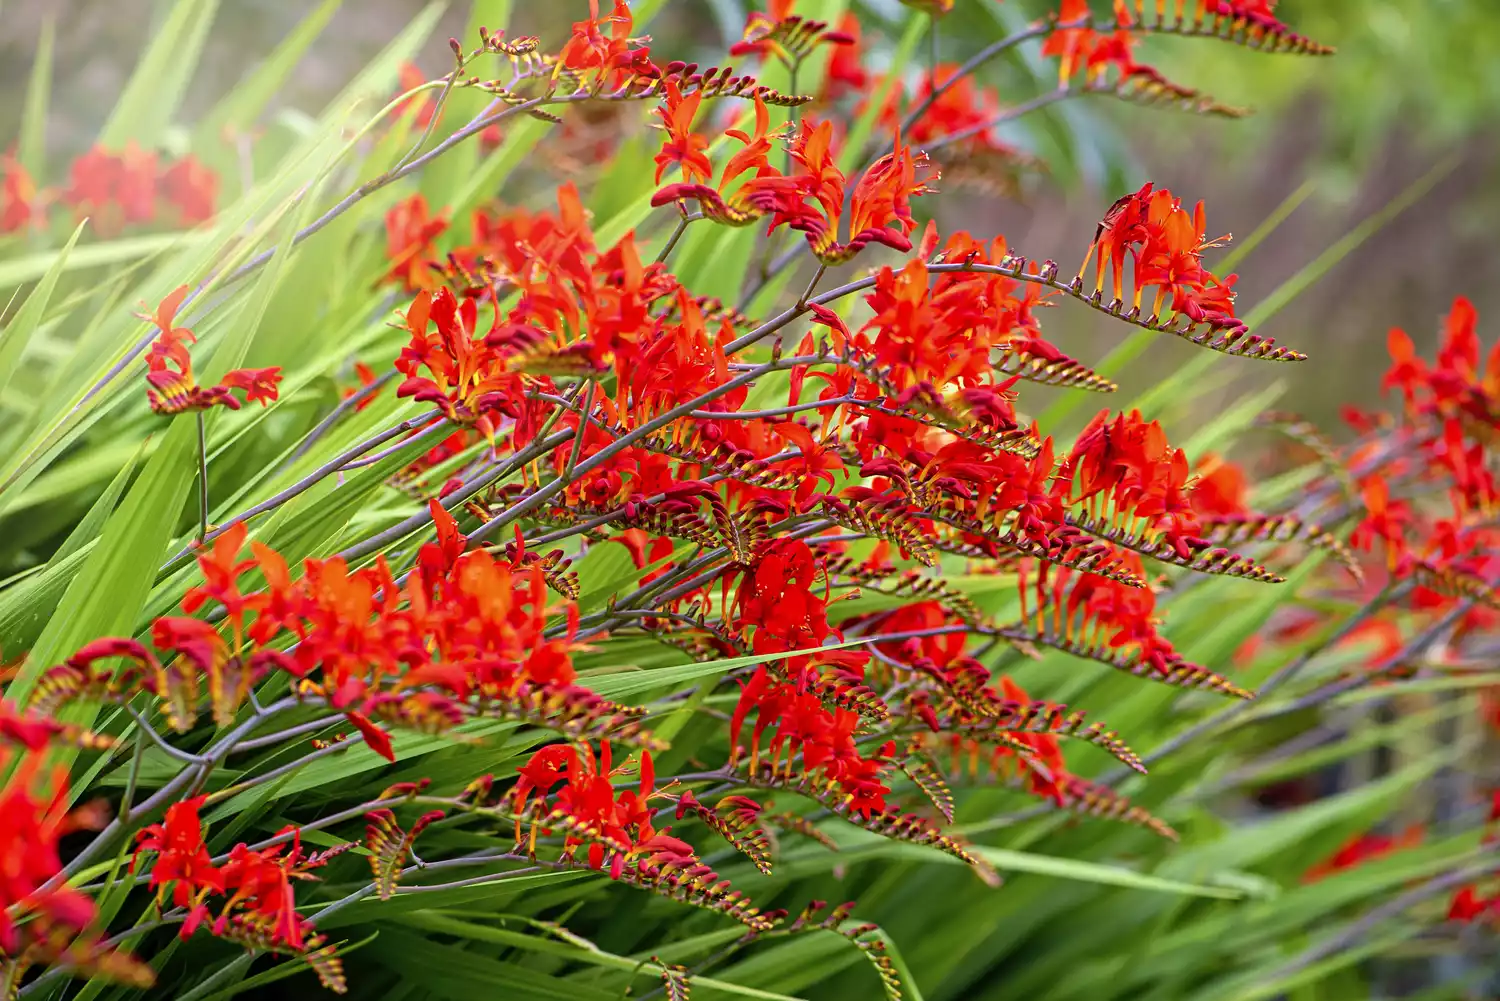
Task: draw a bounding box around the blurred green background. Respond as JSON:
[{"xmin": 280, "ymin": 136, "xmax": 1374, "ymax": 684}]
[{"xmin": 1, "ymin": 0, "xmax": 1492, "ymax": 420}]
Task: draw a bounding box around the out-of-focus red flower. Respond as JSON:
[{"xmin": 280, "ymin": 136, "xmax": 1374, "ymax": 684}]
[
  {"xmin": 822, "ymin": 14, "xmax": 868, "ymax": 101},
  {"xmin": 65, "ymin": 144, "xmax": 159, "ymax": 232},
  {"xmin": 385, "ymin": 194, "xmax": 449, "ymax": 292},
  {"xmin": 0, "ymin": 749, "xmax": 108, "ymax": 954},
  {"xmin": 160, "ymin": 154, "xmax": 218, "ymax": 225},
  {"xmin": 395, "ymin": 62, "xmax": 436, "ymax": 128},
  {"xmin": 0, "ymin": 153, "xmax": 41, "ymax": 233},
  {"xmin": 1303, "ymin": 825, "xmax": 1423, "ymax": 882}
]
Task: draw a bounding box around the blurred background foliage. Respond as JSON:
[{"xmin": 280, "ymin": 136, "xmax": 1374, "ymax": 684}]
[{"xmin": 1, "ymin": 0, "xmax": 1495, "ymax": 430}]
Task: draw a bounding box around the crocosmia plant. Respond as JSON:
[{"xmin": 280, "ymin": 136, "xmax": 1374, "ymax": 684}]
[{"xmin": 1, "ymin": 1, "xmax": 1493, "ymax": 998}]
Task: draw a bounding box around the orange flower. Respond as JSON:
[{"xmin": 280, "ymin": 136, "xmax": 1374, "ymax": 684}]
[
  {"xmin": 141, "ymin": 286, "xmax": 283, "ymax": 415},
  {"xmin": 652, "ymin": 80, "xmax": 711, "ymax": 184},
  {"xmin": 385, "ymin": 194, "xmax": 449, "ymax": 292}
]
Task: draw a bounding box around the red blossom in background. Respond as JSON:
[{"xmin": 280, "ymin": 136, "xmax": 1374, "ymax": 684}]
[{"xmin": 1, "ymin": 153, "xmax": 41, "ymax": 233}]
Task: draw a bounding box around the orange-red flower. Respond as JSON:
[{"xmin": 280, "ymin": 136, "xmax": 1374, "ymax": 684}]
[
  {"xmin": 1078, "ymin": 183, "xmax": 1238, "ymax": 331},
  {"xmin": 652, "ymin": 80, "xmax": 712, "ymax": 185},
  {"xmin": 1303, "ymin": 825, "xmax": 1423, "ymax": 882},
  {"xmin": 654, "ymin": 107, "xmax": 934, "ymax": 263},
  {"xmin": 385, "ymin": 194, "xmax": 449, "ymax": 292},
  {"xmin": 0, "ymin": 748, "xmax": 108, "ymax": 954},
  {"xmin": 160, "ymin": 154, "xmax": 218, "ymax": 225},
  {"xmin": 1, "ymin": 153, "xmax": 41, "ymax": 233},
  {"xmin": 557, "ymin": 0, "xmax": 657, "ymax": 89},
  {"xmin": 141, "ymin": 287, "xmax": 282, "ymax": 415},
  {"xmin": 64, "ymin": 144, "xmax": 159, "ymax": 232},
  {"xmin": 133, "ymin": 796, "xmax": 224, "ymax": 935},
  {"xmin": 729, "ymin": 0, "xmax": 855, "ymax": 63}
]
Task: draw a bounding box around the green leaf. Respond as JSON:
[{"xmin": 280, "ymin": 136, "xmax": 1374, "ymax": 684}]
[
  {"xmin": 0, "ymin": 221, "xmax": 83, "ymax": 408},
  {"xmin": 18, "ymin": 14, "xmax": 54, "ymax": 179},
  {"xmin": 195, "ymin": 0, "xmax": 343, "ymax": 145},
  {"xmin": 98, "ymin": 0, "xmax": 220, "ymax": 149},
  {"xmin": 0, "ymin": 233, "xmax": 190, "ymax": 292}
]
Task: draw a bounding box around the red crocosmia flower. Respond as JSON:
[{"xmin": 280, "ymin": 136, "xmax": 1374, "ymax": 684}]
[
  {"xmin": 872, "ymin": 63, "xmax": 1008, "ymax": 153},
  {"xmin": 1349, "ymin": 475, "xmax": 1412, "ymax": 571},
  {"xmin": 65, "ymin": 143, "xmax": 160, "ymax": 233},
  {"xmin": 215, "ymin": 827, "xmax": 334, "ymax": 951},
  {"xmin": 730, "ymin": 667, "xmax": 893, "ymax": 819},
  {"xmin": 0, "ymin": 699, "xmax": 99, "ymax": 751},
  {"xmin": 159, "ymin": 155, "xmax": 218, "ymax": 225},
  {"xmin": 751, "ymin": 121, "xmax": 936, "ymax": 264},
  {"xmin": 394, "ymin": 286, "xmax": 538, "ymax": 443},
  {"xmin": 345, "ymin": 710, "xmax": 395, "ymax": 763},
  {"xmin": 132, "ymin": 795, "xmax": 225, "ymax": 931},
  {"xmin": 141, "ymin": 286, "xmax": 284, "ymax": 415},
  {"xmin": 1382, "ymin": 327, "xmax": 1428, "ymax": 404},
  {"xmin": 652, "ymin": 80, "xmax": 712, "ymax": 185},
  {"xmin": 342, "ymin": 361, "xmax": 381, "ymax": 411},
  {"xmin": 513, "ymin": 743, "xmax": 671, "ymax": 876},
  {"xmin": 395, "ymin": 62, "xmax": 436, "ymax": 128},
  {"xmin": 0, "ymin": 748, "xmax": 108, "ymax": 955},
  {"xmin": 1042, "ymin": 0, "xmax": 1125, "ymax": 85},
  {"xmin": 0, "ymin": 153, "xmax": 41, "ymax": 233},
  {"xmin": 220, "ymin": 367, "xmax": 283, "ymax": 406},
  {"xmin": 1188, "ymin": 453, "xmax": 1250, "ymax": 518},
  {"xmin": 385, "ymin": 194, "xmax": 449, "ymax": 292},
  {"xmin": 182, "ymin": 522, "xmax": 259, "ymax": 625},
  {"xmin": 1302, "ymin": 825, "xmax": 1423, "ymax": 883},
  {"xmin": 822, "ymin": 13, "xmax": 868, "ymax": 100},
  {"xmin": 557, "ymin": 0, "xmax": 657, "ymax": 88},
  {"xmin": 730, "ymin": 0, "xmax": 854, "ymax": 61},
  {"xmin": 1448, "ymin": 885, "xmax": 1499, "ymax": 924}
]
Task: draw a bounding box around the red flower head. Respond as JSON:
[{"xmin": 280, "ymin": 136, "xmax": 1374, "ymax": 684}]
[
  {"xmin": 653, "ymin": 80, "xmax": 712, "ymax": 185},
  {"xmin": 557, "ymin": 1, "xmax": 657, "ymax": 88},
  {"xmin": 141, "ymin": 286, "xmax": 283, "ymax": 415},
  {"xmin": 160, "ymin": 155, "xmax": 219, "ymax": 225},
  {"xmin": 133, "ymin": 796, "xmax": 225, "ymax": 930},
  {"xmin": 0, "ymin": 749, "xmax": 108, "ymax": 954},
  {"xmin": 0, "ymin": 153, "xmax": 41, "ymax": 233},
  {"xmin": 385, "ymin": 194, "xmax": 449, "ymax": 292}
]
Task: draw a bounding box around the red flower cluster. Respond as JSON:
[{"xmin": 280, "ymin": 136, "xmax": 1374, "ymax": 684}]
[
  {"xmin": 0, "ymin": 153, "xmax": 41, "ymax": 233},
  {"xmin": 0, "ymin": 728, "xmax": 151, "ymax": 987},
  {"xmin": 654, "ymin": 114, "xmax": 935, "ymax": 264},
  {"xmin": 66, "ymin": 144, "xmax": 218, "ymax": 232},
  {"xmin": 133, "ymin": 799, "xmax": 346, "ymax": 987},
  {"xmin": 141, "ymin": 286, "xmax": 283, "ymax": 415},
  {"xmin": 1346, "ymin": 299, "xmax": 1500, "ymax": 617},
  {"xmin": 1447, "ymin": 792, "xmax": 1500, "ymax": 923},
  {"xmin": 1077, "ymin": 182, "xmax": 1241, "ymax": 333},
  {"xmin": 1, "ymin": 143, "xmax": 218, "ymax": 237},
  {"xmin": 731, "ymin": 667, "xmax": 894, "ymax": 818},
  {"xmin": 512, "ymin": 742, "xmax": 682, "ymax": 873},
  {"xmin": 728, "ymin": 0, "xmax": 854, "ymax": 64},
  {"xmin": 39, "ymin": 504, "xmax": 617, "ymax": 768}
]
